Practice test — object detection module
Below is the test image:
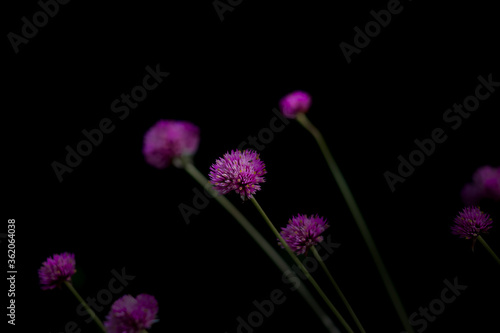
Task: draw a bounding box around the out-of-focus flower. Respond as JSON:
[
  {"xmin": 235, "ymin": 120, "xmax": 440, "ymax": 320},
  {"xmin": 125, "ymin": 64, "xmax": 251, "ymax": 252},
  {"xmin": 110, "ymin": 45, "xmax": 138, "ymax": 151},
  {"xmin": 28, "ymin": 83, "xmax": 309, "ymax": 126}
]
[
  {"xmin": 461, "ymin": 166, "xmax": 500, "ymax": 205},
  {"xmin": 143, "ymin": 120, "xmax": 200, "ymax": 169},
  {"xmin": 104, "ymin": 294, "xmax": 159, "ymax": 333},
  {"xmin": 279, "ymin": 91, "xmax": 312, "ymax": 118}
]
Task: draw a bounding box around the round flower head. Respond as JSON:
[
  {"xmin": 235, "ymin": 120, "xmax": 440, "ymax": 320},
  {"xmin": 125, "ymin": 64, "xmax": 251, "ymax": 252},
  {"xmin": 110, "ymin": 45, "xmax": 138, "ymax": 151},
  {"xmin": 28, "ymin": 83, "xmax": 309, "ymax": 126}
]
[
  {"xmin": 38, "ymin": 252, "xmax": 76, "ymax": 290},
  {"xmin": 461, "ymin": 166, "xmax": 500, "ymax": 205},
  {"xmin": 451, "ymin": 206, "xmax": 493, "ymax": 241},
  {"xmin": 209, "ymin": 149, "xmax": 266, "ymax": 201},
  {"xmin": 279, "ymin": 90, "xmax": 312, "ymax": 118},
  {"xmin": 143, "ymin": 120, "xmax": 200, "ymax": 169},
  {"xmin": 279, "ymin": 214, "xmax": 329, "ymax": 255},
  {"xmin": 104, "ymin": 294, "xmax": 158, "ymax": 333}
]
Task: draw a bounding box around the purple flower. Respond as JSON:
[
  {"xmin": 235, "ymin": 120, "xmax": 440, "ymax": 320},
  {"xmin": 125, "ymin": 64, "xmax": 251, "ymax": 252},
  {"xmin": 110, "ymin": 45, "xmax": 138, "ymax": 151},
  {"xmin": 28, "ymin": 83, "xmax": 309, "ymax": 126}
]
[
  {"xmin": 279, "ymin": 214, "xmax": 330, "ymax": 255},
  {"xmin": 38, "ymin": 252, "xmax": 76, "ymax": 290},
  {"xmin": 104, "ymin": 294, "xmax": 158, "ymax": 333},
  {"xmin": 143, "ymin": 120, "xmax": 200, "ymax": 169},
  {"xmin": 461, "ymin": 166, "xmax": 500, "ymax": 205},
  {"xmin": 451, "ymin": 206, "xmax": 493, "ymax": 240},
  {"xmin": 279, "ymin": 91, "xmax": 312, "ymax": 118},
  {"xmin": 209, "ymin": 149, "xmax": 267, "ymax": 201}
]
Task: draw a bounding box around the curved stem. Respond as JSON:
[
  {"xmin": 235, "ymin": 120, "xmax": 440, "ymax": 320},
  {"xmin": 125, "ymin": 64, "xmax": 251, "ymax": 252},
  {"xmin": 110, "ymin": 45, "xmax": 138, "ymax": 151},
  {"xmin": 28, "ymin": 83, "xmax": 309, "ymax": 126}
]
[
  {"xmin": 296, "ymin": 113, "xmax": 413, "ymax": 333},
  {"xmin": 181, "ymin": 159, "xmax": 340, "ymax": 333},
  {"xmin": 64, "ymin": 281, "xmax": 107, "ymax": 333},
  {"xmin": 477, "ymin": 235, "xmax": 500, "ymax": 266},
  {"xmin": 311, "ymin": 246, "xmax": 366, "ymax": 333},
  {"xmin": 250, "ymin": 197, "xmax": 354, "ymax": 333}
]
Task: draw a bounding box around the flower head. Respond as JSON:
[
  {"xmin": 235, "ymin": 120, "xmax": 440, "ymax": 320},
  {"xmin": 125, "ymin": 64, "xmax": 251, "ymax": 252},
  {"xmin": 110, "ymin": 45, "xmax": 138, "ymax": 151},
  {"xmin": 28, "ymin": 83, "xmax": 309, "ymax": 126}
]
[
  {"xmin": 461, "ymin": 166, "xmax": 500, "ymax": 205},
  {"xmin": 38, "ymin": 252, "xmax": 76, "ymax": 290},
  {"xmin": 451, "ymin": 206, "xmax": 493, "ymax": 240},
  {"xmin": 143, "ymin": 120, "xmax": 200, "ymax": 169},
  {"xmin": 279, "ymin": 91, "xmax": 312, "ymax": 118},
  {"xmin": 209, "ymin": 149, "xmax": 266, "ymax": 201},
  {"xmin": 104, "ymin": 294, "xmax": 159, "ymax": 333},
  {"xmin": 279, "ymin": 214, "xmax": 329, "ymax": 255}
]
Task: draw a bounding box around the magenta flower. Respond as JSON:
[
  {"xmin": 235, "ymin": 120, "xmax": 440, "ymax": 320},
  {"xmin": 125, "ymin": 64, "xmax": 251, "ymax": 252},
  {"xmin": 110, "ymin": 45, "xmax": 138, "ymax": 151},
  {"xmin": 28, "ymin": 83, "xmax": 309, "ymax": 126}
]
[
  {"xmin": 104, "ymin": 294, "xmax": 159, "ymax": 333},
  {"xmin": 279, "ymin": 214, "xmax": 330, "ymax": 255},
  {"xmin": 143, "ymin": 120, "xmax": 200, "ymax": 169},
  {"xmin": 279, "ymin": 91, "xmax": 312, "ymax": 118},
  {"xmin": 461, "ymin": 166, "xmax": 500, "ymax": 205},
  {"xmin": 209, "ymin": 149, "xmax": 266, "ymax": 201},
  {"xmin": 451, "ymin": 206, "xmax": 493, "ymax": 242},
  {"xmin": 38, "ymin": 252, "xmax": 76, "ymax": 290}
]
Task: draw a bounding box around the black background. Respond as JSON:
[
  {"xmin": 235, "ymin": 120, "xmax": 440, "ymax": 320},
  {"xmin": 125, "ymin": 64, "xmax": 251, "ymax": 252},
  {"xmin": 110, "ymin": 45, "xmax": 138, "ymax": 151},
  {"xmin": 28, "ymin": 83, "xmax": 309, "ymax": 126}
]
[{"xmin": 3, "ymin": 0, "xmax": 500, "ymax": 332}]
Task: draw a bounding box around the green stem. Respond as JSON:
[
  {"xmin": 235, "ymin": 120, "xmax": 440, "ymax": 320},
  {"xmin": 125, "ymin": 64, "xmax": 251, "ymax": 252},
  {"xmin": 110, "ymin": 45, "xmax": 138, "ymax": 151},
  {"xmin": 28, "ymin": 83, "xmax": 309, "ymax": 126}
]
[
  {"xmin": 181, "ymin": 159, "xmax": 339, "ymax": 333},
  {"xmin": 311, "ymin": 246, "xmax": 366, "ymax": 333},
  {"xmin": 64, "ymin": 281, "xmax": 107, "ymax": 333},
  {"xmin": 250, "ymin": 197, "xmax": 355, "ymax": 333},
  {"xmin": 296, "ymin": 113, "xmax": 413, "ymax": 333},
  {"xmin": 477, "ymin": 235, "xmax": 500, "ymax": 266}
]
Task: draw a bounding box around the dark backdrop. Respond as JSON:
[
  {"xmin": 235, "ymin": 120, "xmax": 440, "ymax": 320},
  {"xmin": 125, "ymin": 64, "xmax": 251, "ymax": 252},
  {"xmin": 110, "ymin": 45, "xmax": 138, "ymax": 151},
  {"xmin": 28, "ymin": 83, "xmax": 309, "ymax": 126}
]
[{"xmin": 4, "ymin": 1, "xmax": 500, "ymax": 332}]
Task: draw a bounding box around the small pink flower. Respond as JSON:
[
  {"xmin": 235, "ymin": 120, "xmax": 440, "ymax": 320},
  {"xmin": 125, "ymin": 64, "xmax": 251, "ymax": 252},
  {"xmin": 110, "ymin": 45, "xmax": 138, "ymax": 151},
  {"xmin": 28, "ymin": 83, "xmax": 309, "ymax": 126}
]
[
  {"xmin": 279, "ymin": 91, "xmax": 312, "ymax": 118},
  {"xmin": 461, "ymin": 166, "xmax": 500, "ymax": 204},
  {"xmin": 209, "ymin": 149, "xmax": 267, "ymax": 201},
  {"xmin": 143, "ymin": 120, "xmax": 200, "ymax": 169},
  {"xmin": 279, "ymin": 214, "xmax": 329, "ymax": 255},
  {"xmin": 38, "ymin": 252, "xmax": 76, "ymax": 290},
  {"xmin": 104, "ymin": 294, "xmax": 159, "ymax": 333},
  {"xmin": 451, "ymin": 206, "xmax": 493, "ymax": 240}
]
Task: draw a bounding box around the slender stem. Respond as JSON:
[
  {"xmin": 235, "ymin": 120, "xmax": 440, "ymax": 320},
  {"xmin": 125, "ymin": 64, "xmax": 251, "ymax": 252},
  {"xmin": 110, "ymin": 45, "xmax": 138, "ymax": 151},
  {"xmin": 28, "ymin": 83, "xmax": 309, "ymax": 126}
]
[
  {"xmin": 250, "ymin": 197, "xmax": 355, "ymax": 333},
  {"xmin": 64, "ymin": 281, "xmax": 107, "ymax": 333},
  {"xmin": 181, "ymin": 159, "xmax": 340, "ymax": 333},
  {"xmin": 311, "ymin": 246, "xmax": 366, "ymax": 333},
  {"xmin": 477, "ymin": 235, "xmax": 500, "ymax": 266},
  {"xmin": 296, "ymin": 113, "xmax": 413, "ymax": 333}
]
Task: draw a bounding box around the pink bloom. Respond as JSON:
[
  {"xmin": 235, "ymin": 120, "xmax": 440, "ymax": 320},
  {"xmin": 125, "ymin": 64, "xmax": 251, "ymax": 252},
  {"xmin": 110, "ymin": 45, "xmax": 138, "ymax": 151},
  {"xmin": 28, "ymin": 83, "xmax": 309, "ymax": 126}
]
[
  {"xmin": 104, "ymin": 294, "xmax": 159, "ymax": 333},
  {"xmin": 38, "ymin": 252, "xmax": 76, "ymax": 290},
  {"xmin": 461, "ymin": 166, "xmax": 500, "ymax": 204},
  {"xmin": 279, "ymin": 214, "xmax": 329, "ymax": 255},
  {"xmin": 143, "ymin": 120, "xmax": 200, "ymax": 169},
  {"xmin": 451, "ymin": 206, "xmax": 493, "ymax": 240},
  {"xmin": 279, "ymin": 91, "xmax": 312, "ymax": 118},
  {"xmin": 209, "ymin": 149, "xmax": 266, "ymax": 201}
]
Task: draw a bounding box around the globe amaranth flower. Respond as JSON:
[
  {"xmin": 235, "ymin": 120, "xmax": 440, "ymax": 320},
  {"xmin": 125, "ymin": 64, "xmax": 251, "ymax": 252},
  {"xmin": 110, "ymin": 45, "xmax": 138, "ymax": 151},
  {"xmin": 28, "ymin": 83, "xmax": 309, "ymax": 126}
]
[
  {"xmin": 38, "ymin": 252, "xmax": 76, "ymax": 290},
  {"xmin": 279, "ymin": 214, "xmax": 330, "ymax": 255},
  {"xmin": 209, "ymin": 149, "xmax": 266, "ymax": 201},
  {"xmin": 451, "ymin": 206, "xmax": 493, "ymax": 240},
  {"xmin": 461, "ymin": 166, "xmax": 500, "ymax": 205},
  {"xmin": 143, "ymin": 120, "xmax": 200, "ymax": 169},
  {"xmin": 279, "ymin": 91, "xmax": 312, "ymax": 118},
  {"xmin": 104, "ymin": 294, "xmax": 159, "ymax": 333}
]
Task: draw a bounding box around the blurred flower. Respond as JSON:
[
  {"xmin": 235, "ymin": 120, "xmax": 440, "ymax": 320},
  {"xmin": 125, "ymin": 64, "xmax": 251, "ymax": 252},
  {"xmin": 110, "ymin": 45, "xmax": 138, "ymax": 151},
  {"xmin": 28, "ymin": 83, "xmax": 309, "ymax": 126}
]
[
  {"xmin": 38, "ymin": 252, "xmax": 76, "ymax": 290},
  {"xmin": 451, "ymin": 206, "xmax": 493, "ymax": 243},
  {"xmin": 279, "ymin": 214, "xmax": 329, "ymax": 255},
  {"xmin": 104, "ymin": 294, "xmax": 158, "ymax": 333},
  {"xmin": 209, "ymin": 149, "xmax": 266, "ymax": 201},
  {"xmin": 279, "ymin": 91, "xmax": 312, "ymax": 118},
  {"xmin": 461, "ymin": 166, "xmax": 500, "ymax": 205},
  {"xmin": 143, "ymin": 120, "xmax": 200, "ymax": 169}
]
